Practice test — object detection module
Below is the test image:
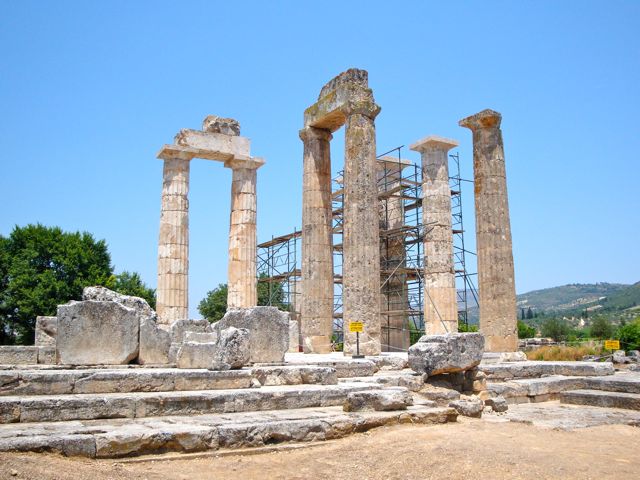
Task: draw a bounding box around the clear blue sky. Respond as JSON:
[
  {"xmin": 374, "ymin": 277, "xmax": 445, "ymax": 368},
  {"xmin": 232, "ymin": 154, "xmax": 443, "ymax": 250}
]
[{"xmin": 1, "ymin": 1, "xmax": 638, "ymax": 317}]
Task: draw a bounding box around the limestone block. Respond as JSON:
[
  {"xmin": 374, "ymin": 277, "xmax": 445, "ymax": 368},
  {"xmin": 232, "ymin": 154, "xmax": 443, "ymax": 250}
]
[
  {"xmin": 176, "ymin": 342, "xmax": 216, "ymax": 369},
  {"xmin": 408, "ymin": 333, "xmax": 484, "ymax": 376},
  {"xmin": 251, "ymin": 366, "xmax": 337, "ymax": 386},
  {"xmin": 343, "ymin": 388, "xmax": 413, "ymax": 412},
  {"xmin": 0, "ymin": 346, "xmax": 38, "ymax": 365},
  {"xmin": 174, "ymin": 129, "xmax": 250, "ymax": 158},
  {"xmin": 170, "ymin": 319, "xmax": 212, "ymax": 343},
  {"xmin": 202, "ymin": 115, "xmax": 241, "ymax": 136},
  {"xmin": 613, "ymin": 350, "xmax": 630, "ymax": 364},
  {"xmin": 484, "ymin": 395, "xmax": 509, "ymax": 413},
  {"xmin": 211, "ymin": 327, "xmax": 250, "ymax": 370},
  {"xmin": 185, "ymin": 332, "xmax": 218, "ymax": 343},
  {"xmin": 418, "ymin": 384, "xmax": 461, "ymax": 406},
  {"xmin": 35, "ymin": 316, "xmax": 57, "ymax": 347},
  {"xmin": 214, "ymin": 307, "xmax": 289, "ymax": 363},
  {"xmin": 83, "ymin": 286, "xmax": 155, "ymax": 322},
  {"xmin": 288, "ymin": 319, "xmax": 300, "ymax": 353},
  {"xmin": 139, "ymin": 316, "xmax": 171, "ymax": 365},
  {"xmin": 449, "ymin": 396, "xmax": 484, "ymax": 418},
  {"xmin": 56, "ymin": 301, "xmax": 139, "ymax": 365},
  {"xmin": 37, "ymin": 346, "xmax": 56, "ymax": 364}
]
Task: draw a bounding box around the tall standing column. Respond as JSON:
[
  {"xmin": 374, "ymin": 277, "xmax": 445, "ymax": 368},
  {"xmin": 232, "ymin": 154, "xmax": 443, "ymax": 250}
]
[
  {"xmin": 410, "ymin": 136, "xmax": 459, "ymax": 335},
  {"xmin": 378, "ymin": 157, "xmax": 410, "ymax": 351},
  {"xmin": 157, "ymin": 156, "xmax": 191, "ymax": 325},
  {"xmin": 342, "ymin": 100, "xmax": 382, "ymax": 356},
  {"xmin": 459, "ymin": 109, "xmax": 517, "ymax": 352},
  {"xmin": 225, "ymin": 158, "xmax": 260, "ymax": 309},
  {"xmin": 300, "ymin": 127, "xmax": 334, "ymax": 353}
]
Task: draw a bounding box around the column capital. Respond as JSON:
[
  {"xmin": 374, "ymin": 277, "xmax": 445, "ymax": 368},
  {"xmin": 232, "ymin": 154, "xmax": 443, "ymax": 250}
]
[
  {"xmin": 299, "ymin": 126, "xmax": 333, "ymax": 142},
  {"xmin": 410, "ymin": 135, "xmax": 459, "ymax": 154},
  {"xmin": 341, "ymin": 99, "xmax": 381, "ymax": 120},
  {"xmin": 224, "ymin": 155, "xmax": 265, "ymax": 170},
  {"xmin": 459, "ymin": 109, "xmax": 502, "ymax": 130},
  {"xmin": 157, "ymin": 144, "xmax": 195, "ymax": 161}
]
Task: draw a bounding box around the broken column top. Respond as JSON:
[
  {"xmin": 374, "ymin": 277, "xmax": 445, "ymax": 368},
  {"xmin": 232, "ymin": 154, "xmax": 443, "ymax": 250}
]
[
  {"xmin": 378, "ymin": 156, "xmax": 412, "ymax": 169},
  {"xmin": 410, "ymin": 135, "xmax": 459, "ymax": 153},
  {"xmin": 318, "ymin": 68, "xmax": 368, "ymax": 100},
  {"xmin": 202, "ymin": 115, "xmax": 241, "ymax": 136},
  {"xmin": 458, "ymin": 109, "xmax": 502, "ymax": 130}
]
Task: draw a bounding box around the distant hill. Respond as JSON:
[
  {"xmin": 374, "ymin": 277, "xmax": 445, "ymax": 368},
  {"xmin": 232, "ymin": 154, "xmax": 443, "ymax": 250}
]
[
  {"xmin": 461, "ymin": 282, "xmax": 640, "ymax": 324},
  {"xmin": 516, "ymin": 283, "xmax": 631, "ymax": 313}
]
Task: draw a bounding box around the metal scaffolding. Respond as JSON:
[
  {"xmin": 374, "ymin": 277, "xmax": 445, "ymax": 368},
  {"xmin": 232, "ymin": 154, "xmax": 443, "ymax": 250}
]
[{"xmin": 256, "ymin": 147, "xmax": 478, "ymax": 351}]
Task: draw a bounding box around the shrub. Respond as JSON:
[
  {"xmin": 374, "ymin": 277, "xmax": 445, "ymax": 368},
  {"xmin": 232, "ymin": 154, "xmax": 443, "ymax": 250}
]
[
  {"xmin": 617, "ymin": 319, "xmax": 640, "ymax": 352},
  {"xmin": 526, "ymin": 344, "xmax": 604, "ymax": 361},
  {"xmin": 517, "ymin": 320, "xmax": 536, "ymax": 339}
]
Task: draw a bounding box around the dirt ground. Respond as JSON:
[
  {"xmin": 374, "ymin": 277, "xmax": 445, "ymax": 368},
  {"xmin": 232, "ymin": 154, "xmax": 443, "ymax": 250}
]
[{"xmin": 0, "ymin": 418, "xmax": 638, "ymax": 480}]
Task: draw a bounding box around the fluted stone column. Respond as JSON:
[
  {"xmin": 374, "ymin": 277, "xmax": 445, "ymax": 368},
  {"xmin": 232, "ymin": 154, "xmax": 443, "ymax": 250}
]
[
  {"xmin": 342, "ymin": 100, "xmax": 382, "ymax": 356},
  {"xmin": 459, "ymin": 109, "xmax": 517, "ymax": 352},
  {"xmin": 410, "ymin": 136, "xmax": 459, "ymax": 335},
  {"xmin": 378, "ymin": 157, "xmax": 410, "ymax": 352},
  {"xmin": 157, "ymin": 156, "xmax": 191, "ymax": 325},
  {"xmin": 225, "ymin": 158, "xmax": 260, "ymax": 309},
  {"xmin": 299, "ymin": 127, "xmax": 334, "ymax": 353}
]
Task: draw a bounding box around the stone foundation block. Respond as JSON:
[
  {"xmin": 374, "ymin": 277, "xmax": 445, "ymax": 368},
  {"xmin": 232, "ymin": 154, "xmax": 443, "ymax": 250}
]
[
  {"xmin": 343, "ymin": 388, "xmax": 413, "ymax": 412},
  {"xmin": 0, "ymin": 346, "xmax": 38, "ymax": 365},
  {"xmin": 408, "ymin": 333, "xmax": 484, "ymax": 376}
]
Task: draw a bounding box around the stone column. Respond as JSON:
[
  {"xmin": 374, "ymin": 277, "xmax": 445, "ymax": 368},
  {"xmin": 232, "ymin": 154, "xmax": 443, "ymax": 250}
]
[
  {"xmin": 342, "ymin": 100, "xmax": 382, "ymax": 356},
  {"xmin": 300, "ymin": 127, "xmax": 334, "ymax": 353},
  {"xmin": 459, "ymin": 109, "xmax": 517, "ymax": 352},
  {"xmin": 410, "ymin": 136, "xmax": 459, "ymax": 335},
  {"xmin": 157, "ymin": 156, "xmax": 191, "ymax": 325},
  {"xmin": 378, "ymin": 157, "xmax": 410, "ymax": 351},
  {"xmin": 225, "ymin": 158, "xmax": 260, "ymax": 309}
]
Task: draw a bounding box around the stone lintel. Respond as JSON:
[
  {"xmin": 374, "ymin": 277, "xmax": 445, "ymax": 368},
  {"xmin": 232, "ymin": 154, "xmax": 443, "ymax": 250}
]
[
  {"xmin": 458, "ymin": 109, "xmax": 502, "ymax": 130},
  {"xmin": 224, "ymin": 156, "xmax": 265, "ymax": 170},
  {"xmin": 410, "ymin": 135, "xmax": 459, "ymax": 153},
  {"xmin": 157, "ymin": 144, "xmax": 225, "ymax": 162},
  {"xmin": 304, "ymin": 82, "xmax": 379, "ymax": 131},
  {"xmin": 175, "ymin": 129, "xmax": 251, "ymax": 158}
]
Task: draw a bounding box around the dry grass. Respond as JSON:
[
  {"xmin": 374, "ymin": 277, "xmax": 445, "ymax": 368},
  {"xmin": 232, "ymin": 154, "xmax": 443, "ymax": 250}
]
[{"xmin": 525, "ymin": 343, "xmax": 604, "ymax": 361}]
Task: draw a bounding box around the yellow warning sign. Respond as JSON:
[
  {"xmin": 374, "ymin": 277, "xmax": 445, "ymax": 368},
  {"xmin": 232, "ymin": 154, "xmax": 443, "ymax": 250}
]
[
  {"xmin": 604, "ymin": 340, "xmax": 620, "ymax": 350},
  {"xmin": 349, "ymin": 321, "xmax": 364, "ymax": 333}
]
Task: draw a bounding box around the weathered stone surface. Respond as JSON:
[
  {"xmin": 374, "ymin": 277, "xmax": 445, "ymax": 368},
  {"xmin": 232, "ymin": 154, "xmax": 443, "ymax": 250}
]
[
  {"xmin": 343, "ymin": 388, "xmax": 413, "ymax": 412},
  {"xmin": 252, "ymin": 366, "xmax": 338, "ymax": 386},
  {"xmin": 82, "ymin": 286, "xmax": 155, "ymax": 322},
  {"xmin": 184, "ymin": 332, "xmax": 218, "ymax": 343},
  {"xmin": 0, "ymin": 347, "xmax": 38, "ymax": 365},
  {"xmin": 202, "ymin": 115, "xmax": 240, "ymax": 136},
  {"xmin": 480, "ymin": 361, "xmax": 615, "ymax": 380},
  {"xmin": 211, "ymin": 327, "xmax": 250, "ymax": 370},
  {"xmin": 408, "ymin": 333, "xmax": 484, "ymax": 376},
  {"xmin": 288, "ymin": 319, "xmax": 300, "ymax": 353},
  {"xmin": 418, "ymin": 384, "xmax": 461, "ymax": 406},
  {"xmin": 171, "ymin": 320, "xmax": 212, "ymax": 343},
  {"xmin": 613, "ymin": 350, "xmax": 631, "ymax": 364},
  {"xmin": 449, "ymin": 396, "xmax": 484, "ymax": 418},
  {"xmin": 35, "ymin": 316, "xmax": 57, "ymax": 347},
  {"xmin": 459, "ymin": 109, "xmax": 517, "ymax": 352},
  {"xmin": 176, "ymin": 342, "xmax": 216, "ymax": 369},
  {"xmin": 0, "ymin": 404, "xmax": 456, "ymax": 458},
  {"xmin": 484, "ymin": 395, "xmax": 508, "ymax": 412},
  {"xmin": 215, "ymin": 307, "xmax": 289, "ymax": 363},
  {"xmin": 37, "ymin": 347, "xmax": 56, "ymax": 365},
  {"xmin": 139, "ymin": 316, "xmax": 171, "ymax": 365},
  {"xmin": 56, "ymin": 301, "xmax": 139, "ymax": 365},
  {"xmin": 560, "ymin": 389, "xmax": 640, "ymax": 410}
]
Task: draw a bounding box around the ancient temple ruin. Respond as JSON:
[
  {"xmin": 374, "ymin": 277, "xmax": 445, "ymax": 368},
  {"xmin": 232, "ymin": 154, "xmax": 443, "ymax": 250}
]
[{"xmin": 156, "ymin": 116, "xmax": 264, "ymax": 324}]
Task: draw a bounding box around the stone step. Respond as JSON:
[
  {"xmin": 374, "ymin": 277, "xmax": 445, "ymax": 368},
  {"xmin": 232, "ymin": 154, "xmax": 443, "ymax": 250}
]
[
  {"xmin": 0, "ymin": 382, "xmax": 383, "ymax": 424},
  {"xmin": 479, "ymin": 361, "xmax": 614, "ymax": 380},
  {"xmin": 0, "ymin": 365, "xmax": 337, "ymax": 397},
  {"xmin": 0, "ymin": 404, "xmax": 456, "ymax": 458},
  {"xmin": 584, "ymin": 372, "xmax": 640, "ymax": 394},
  {"xmin": 560, "ymin": 389, "xmax": 640, "ymax": 410}
]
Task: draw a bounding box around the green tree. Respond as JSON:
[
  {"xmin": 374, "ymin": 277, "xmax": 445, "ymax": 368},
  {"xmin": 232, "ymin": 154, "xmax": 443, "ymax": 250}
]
[
  {"xmin": 526, "ymin": 307, "xmax": 534, "ymax": 320},
  {"xmin": 541, "ymin": 317, "xmax": 570, "ymax": 342},
  {"xmin": 106, "ymin": 271, "xmax": 156, "ymax": 309},
  {"xmin": 590, "ymin": 316, "xmax": 613, "ymax": 340},
  {"xmin": 0, "ymin": 224, "xmax": 112, "ymax": 344},
  {"xmin": 617, "ymin": 319, "xmax": 640, "ymax": 352},
  {"xmin": 198, "ymin": 274, "xmax": 290, "ymax": 323},
  {"xmin": 198, "ymin": 283, "xmax": 228, "ymax": 322},
  {"xmin": 517, "ymin": 320, "xmax": 536, "ymax": 339}
]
